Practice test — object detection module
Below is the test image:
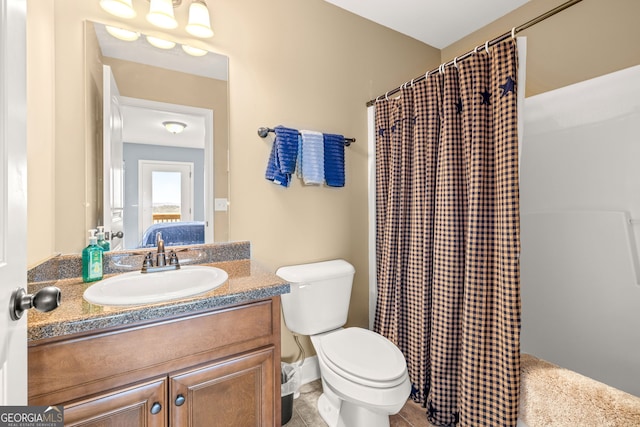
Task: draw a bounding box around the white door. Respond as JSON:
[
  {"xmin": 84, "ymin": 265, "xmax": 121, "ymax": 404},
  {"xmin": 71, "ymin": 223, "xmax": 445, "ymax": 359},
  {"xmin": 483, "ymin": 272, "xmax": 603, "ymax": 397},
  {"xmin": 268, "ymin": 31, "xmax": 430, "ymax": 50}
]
[
  {"xmin": 103, "ymin": 65, "xmax": 125, "ymax": 250},
  {"xmin": 139, "ymin": 161, "xmax": 194, "ymax": 242},
  {"xmin": 0, "ymin": 0, "xmax": 28, "ymax": 405}
]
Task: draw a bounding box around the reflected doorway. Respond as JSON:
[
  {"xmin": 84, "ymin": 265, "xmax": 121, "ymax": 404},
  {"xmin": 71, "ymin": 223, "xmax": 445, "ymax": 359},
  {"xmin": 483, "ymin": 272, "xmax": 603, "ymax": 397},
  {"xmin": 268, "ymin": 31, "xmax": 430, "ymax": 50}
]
[{"xmin": 139, "ymin": 160, "xmax": 194, "ymax": 246}]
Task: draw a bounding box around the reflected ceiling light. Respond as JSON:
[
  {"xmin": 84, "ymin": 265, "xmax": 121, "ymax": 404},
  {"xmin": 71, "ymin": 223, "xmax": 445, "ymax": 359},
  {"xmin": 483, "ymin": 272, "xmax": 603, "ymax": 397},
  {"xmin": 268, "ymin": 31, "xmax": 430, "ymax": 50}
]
[
  {"xmin": 163, "ymin": 121, "xmax": 187, "ymax": 134},
  {"xmin": 146, "ymin": 0, "xmax": 178, "ymax": 29},
  {"xmin": 105, "ymin": 25, "xmax": 140, "ymax": 41},
  {"xmin": 181, "ymin": 44, "xmax": 208, "ymax": 57},
  {"xmin": 186, "ymin": 0, "xmax": 214, "ymax": 38},
  {"xmin": 99, "ymin": 0, "xmax": 136, "ymax": 19},
  {"xmin": 146, "ymin": 35, "xmax": 176, "ymax": 49}
]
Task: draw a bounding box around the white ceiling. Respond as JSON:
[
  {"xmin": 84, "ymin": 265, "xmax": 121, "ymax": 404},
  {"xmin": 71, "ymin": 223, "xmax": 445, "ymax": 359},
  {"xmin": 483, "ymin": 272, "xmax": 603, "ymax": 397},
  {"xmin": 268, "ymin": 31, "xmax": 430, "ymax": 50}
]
[
  {"xmin": 120, "ymin": 101, "xmax": 208, "ymax": 149},
  {"xmin": 323, "ymin": 0, "xmax": 531, "ymax": 49}
]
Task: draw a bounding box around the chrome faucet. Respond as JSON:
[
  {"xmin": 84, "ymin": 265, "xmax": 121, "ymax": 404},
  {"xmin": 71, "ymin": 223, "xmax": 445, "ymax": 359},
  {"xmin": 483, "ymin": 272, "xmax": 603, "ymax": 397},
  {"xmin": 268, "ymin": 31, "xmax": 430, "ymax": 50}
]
[
  {"xmin": 156, "ymin": 232, "xmax": 166, "ymax": 267},
  {"xmin": 141, "ymin": 232, "xmax": 181, "ymax": 273}
]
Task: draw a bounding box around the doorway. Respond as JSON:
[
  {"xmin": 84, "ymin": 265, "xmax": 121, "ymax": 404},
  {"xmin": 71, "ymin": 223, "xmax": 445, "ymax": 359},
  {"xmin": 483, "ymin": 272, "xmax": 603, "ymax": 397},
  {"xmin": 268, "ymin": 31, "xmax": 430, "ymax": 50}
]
[{"xmin": 139, "ymin": 160, "xmax": 194, "ymax": 245}]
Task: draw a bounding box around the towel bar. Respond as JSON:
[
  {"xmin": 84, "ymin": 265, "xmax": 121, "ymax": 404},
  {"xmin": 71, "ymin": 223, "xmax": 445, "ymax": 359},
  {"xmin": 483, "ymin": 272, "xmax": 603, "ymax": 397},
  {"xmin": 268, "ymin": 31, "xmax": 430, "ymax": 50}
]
[{"xmin": 257, "ymin": 127, "xmax": 355, "ymax": 147}]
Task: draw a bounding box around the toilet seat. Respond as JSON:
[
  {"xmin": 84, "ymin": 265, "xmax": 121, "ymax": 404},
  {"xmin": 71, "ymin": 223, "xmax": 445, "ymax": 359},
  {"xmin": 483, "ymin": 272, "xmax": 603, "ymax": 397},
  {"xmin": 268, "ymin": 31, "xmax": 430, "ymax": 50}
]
[{"xmin": 317, "ymin": 328, "xmax": 407, "ymax": 388}]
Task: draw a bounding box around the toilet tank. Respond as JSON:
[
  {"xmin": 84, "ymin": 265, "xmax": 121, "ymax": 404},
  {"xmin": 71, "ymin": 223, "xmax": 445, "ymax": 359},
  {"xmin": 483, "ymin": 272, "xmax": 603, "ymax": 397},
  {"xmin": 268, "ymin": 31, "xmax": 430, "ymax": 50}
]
[{"xmin": 277, "ymin": 259, "xmax": 355, "ymax": 336}]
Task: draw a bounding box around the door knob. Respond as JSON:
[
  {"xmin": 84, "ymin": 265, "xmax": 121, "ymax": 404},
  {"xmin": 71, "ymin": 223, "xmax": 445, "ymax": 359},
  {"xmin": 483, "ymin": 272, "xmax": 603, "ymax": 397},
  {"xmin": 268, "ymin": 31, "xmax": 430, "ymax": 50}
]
[
  {"xmin": 9, "ymin": 286, "xmax": 61, "ymax": 321},
  {"xmin": 111, "ymin": 231, "xmax": 124, "ymax": 239}
]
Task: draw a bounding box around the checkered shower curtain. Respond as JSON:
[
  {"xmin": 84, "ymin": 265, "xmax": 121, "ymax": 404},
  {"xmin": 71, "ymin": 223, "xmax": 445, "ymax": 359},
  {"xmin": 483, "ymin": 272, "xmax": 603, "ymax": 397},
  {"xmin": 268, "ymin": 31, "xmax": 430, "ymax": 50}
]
[{"xmin": 374, "ymin": 40, "xmax": 521, "ymax": 427}]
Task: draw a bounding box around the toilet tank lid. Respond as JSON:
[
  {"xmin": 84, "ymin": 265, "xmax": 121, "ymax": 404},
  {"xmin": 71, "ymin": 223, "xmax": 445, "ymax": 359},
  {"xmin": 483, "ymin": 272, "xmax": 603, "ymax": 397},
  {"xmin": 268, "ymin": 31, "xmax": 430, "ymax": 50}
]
[{"xmin": 276, "ymin": 259, "xmax": 355, "ymax": 283}]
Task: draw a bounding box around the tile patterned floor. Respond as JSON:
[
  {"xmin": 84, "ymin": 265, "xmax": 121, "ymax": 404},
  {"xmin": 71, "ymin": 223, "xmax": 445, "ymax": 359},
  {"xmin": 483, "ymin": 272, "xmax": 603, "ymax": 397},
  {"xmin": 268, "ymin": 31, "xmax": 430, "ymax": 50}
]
[{"xmin": 284, "ymin": 380, "xmax": 436, "ymax": 427}]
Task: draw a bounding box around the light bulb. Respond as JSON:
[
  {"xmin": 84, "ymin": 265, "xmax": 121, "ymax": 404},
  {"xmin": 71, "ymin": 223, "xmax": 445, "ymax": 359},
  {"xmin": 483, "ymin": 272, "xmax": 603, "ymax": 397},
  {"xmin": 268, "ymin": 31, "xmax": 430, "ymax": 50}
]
[
  {"xmin": 105, "ymin": 26, "xmax": 140, "ymax": 42},
  {"xmin": 186, "ymin": 0, "xmax": 214, "ymax": 38},
  {"xmin": 147, "ymin": 0, "xmax": 178, "ymax": 29},
  {"xmin": 146, "ymin": 36, "xmax": 176, "ymax": 49},
  {"xmin": 182, "ymin": 44, "xmax": 208, "ymax": 57}
]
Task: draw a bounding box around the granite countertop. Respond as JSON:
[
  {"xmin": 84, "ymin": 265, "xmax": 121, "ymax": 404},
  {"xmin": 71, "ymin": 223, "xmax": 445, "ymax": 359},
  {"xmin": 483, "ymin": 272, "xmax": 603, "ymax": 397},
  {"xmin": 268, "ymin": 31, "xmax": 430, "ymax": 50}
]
[{"xmin": 27, "ymin": 259, "xmax": 289, "ymax": 342}]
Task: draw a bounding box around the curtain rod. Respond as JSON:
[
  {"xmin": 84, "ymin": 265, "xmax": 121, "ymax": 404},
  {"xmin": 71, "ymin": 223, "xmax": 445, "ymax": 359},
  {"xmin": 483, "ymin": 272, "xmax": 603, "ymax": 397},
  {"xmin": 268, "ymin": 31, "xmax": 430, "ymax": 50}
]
[{"xmin": 366, "ymin": 0, "xmax": 583, "ymax": 107}]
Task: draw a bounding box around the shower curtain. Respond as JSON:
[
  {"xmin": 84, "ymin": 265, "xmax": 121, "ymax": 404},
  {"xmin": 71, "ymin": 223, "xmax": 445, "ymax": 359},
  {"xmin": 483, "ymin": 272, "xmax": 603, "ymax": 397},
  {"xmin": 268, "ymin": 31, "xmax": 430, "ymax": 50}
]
[{"xmin": 374, "ymin": 40, "xmax": 521, "ymax": 427}]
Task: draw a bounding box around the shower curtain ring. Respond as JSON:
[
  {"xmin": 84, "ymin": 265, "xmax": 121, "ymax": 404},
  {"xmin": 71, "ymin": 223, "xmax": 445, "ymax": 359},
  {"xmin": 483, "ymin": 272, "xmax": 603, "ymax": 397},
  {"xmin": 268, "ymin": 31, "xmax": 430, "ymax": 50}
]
[
  {"xmin": 453, "ymin": 56, "xmax": 459, "ymax": 68},
  {"xmin": 511, "ymin": 27, "xmax": 517, "ymax": 39},
  {"xmin": 485, "ymin": 40, "xmax": 490, "ymax": 54},
  {"xmin": 385, "ymin": 91, "xmax": 390, "ymax": 101},
  {"xmin": 410, "ymin": 78, "xmax": 415, "ymax": 87}
]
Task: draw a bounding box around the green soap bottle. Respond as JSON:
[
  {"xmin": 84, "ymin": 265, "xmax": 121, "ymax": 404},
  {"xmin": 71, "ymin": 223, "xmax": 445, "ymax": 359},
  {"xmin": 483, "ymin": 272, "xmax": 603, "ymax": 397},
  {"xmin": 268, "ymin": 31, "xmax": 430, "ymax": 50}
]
[
  {"xmin": 82, "ymin": 229, "xmax": 103, "ymax": 283},
  {"xmin": 97, "ymin": 226, "xmax": 110, "ymax": 252}
]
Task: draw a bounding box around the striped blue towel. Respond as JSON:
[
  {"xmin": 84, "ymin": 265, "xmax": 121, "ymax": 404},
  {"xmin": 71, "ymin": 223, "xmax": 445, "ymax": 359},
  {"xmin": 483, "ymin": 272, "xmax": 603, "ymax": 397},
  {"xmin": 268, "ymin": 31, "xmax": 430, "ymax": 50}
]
[
  {"xmin": 323, "ymin": 133, "xmax": 345, "ymax": 187},
  {"xmin": 300, "ymin": 130, "xmax": 324, "ymax": 185},
  {"xmin": 265, "ymin": 126, "xmax": 299, "ymax": 187}
]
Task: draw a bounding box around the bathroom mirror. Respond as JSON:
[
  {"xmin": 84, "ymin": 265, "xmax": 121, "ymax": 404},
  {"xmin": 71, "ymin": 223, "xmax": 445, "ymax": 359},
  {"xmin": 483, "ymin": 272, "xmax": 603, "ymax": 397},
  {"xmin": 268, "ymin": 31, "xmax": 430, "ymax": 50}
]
[{"xmin": 85, "ymin": 21, "xmax": 229, "ymax": 251}]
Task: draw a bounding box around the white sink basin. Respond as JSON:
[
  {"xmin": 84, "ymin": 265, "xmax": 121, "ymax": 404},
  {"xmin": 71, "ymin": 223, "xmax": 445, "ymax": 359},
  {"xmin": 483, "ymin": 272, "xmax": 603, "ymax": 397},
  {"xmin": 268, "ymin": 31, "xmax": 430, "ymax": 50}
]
[{"xmin": 83, "ymin": 265, "xmax": 229, "ymax": 306}]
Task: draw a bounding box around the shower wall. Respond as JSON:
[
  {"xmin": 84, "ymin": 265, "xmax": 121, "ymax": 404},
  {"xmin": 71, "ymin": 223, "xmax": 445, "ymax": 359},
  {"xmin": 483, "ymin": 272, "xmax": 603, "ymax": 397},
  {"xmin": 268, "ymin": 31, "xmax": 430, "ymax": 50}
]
[{"xmin": 520, "ymin": 65, "xmax": 640, "ymax": 397}]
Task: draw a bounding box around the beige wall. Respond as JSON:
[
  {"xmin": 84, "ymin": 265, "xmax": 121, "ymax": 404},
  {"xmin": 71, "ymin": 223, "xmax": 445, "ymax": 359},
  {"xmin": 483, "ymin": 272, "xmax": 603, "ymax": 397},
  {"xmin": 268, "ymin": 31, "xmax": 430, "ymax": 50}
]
[
  {"xmin": 222, "ymin": 2, "xmax": 440, "ymax": 360},
  {"xmin": 442, "ymin": 0, "xmax": 640, "ymax": 97},
  {"xmin": 26, "ymin": 0, "xmax": 439, "ymax": 360}
]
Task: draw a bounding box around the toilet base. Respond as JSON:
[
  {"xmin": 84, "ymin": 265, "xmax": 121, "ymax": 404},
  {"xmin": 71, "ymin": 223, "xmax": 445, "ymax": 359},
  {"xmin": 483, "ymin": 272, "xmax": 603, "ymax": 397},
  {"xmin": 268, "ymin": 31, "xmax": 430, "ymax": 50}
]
[
  {"xmin": 337, "ymin": 400, "xmax": 390, "ymax": 427},
  {"xmin": 317, "ymin": 393, "xmax": 340, "ymax": 427},
  {"xmin": 317, "ymin": 388, "xmax": 391, "ymax": 427}
]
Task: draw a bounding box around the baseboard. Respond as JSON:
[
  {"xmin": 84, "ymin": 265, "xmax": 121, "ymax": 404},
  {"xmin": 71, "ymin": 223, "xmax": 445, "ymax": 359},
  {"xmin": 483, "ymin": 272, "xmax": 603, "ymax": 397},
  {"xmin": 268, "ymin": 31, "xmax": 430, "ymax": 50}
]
[{"xmin": 300, "ymin": 355, "xmax": 320, "ymax": 385}]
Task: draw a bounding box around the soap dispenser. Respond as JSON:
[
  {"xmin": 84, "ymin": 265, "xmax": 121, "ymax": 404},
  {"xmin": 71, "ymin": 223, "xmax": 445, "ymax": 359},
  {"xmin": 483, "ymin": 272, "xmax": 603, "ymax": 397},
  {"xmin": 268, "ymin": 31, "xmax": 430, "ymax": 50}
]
[
  {"xmin": 96, "ymin": 226, "xmax": 110, "ymax": 252},
  {"xmin": 82, "ymin": 229, "xmax": 103, "ymax": 283}
]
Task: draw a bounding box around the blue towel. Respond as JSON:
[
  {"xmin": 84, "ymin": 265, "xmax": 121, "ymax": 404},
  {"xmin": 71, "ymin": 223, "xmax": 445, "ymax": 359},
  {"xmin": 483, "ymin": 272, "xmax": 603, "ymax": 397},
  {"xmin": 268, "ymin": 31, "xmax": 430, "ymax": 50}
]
[
  {"xmin": 265, "ymin": 125, "xmax": 299, "ymax": 187},
  {"xmin": 323, "ymin": 133, "xmax": 345, "ymax": 187},
  {"xmin": 300, "ymin": 130, "xmax": 325, "ymax": 185}
]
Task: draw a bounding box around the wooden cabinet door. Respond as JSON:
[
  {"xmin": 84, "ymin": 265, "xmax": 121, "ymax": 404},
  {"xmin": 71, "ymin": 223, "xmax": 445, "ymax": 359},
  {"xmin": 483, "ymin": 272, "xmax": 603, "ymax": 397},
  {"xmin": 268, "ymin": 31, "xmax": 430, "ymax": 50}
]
[
  {"xmin": 170, "ymin": 348, "xmax": 276, "ymax": 427},
  {"xmin": 63, "ymin": 378, "xmax": 167, "ymax": 427}
]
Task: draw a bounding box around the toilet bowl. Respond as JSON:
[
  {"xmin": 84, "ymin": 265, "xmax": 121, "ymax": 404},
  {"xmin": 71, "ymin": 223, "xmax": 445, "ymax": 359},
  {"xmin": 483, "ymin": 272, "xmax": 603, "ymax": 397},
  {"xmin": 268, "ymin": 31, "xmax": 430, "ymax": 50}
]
[
  {"xmin": 311, "ymin": 328, "xmax": 411, "ymax": 427},
  {"xmin": 276, "ymin": 260, "xmax": 411, "ymax": 427}
]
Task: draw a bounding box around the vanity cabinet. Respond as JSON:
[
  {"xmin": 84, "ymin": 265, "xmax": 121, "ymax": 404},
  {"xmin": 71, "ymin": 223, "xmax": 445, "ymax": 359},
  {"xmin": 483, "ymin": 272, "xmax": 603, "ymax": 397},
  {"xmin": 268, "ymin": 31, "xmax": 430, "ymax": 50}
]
[
  {"xmin": 170, "ymin": 348, "xmax": 274, "ymax": 426},
  {"xmin": 28, "ymin": 297, "xmax": 281, "ymax": 426},
  {"xmin": 64, "ymin": 378, "xmax": 168, "ymax": 427}
]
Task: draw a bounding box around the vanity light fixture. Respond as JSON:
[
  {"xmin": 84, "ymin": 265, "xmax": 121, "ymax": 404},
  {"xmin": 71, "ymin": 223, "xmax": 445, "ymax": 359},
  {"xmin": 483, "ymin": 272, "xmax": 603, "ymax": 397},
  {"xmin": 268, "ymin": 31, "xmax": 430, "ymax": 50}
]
[
  {"xmin": 182, "ymin": 44, "xmax": 208, "ymax": 57},
  {"xmin": 146, "ymin": 35, "xmax": 176, "ymax": 49},
  {"xmin": 105, "ymin": 25, "xmax": 141, "ymax": 41},
  {"xmin": 163, "ymin": 121, "xmax": 187, "ymax": 134},
  {"xmin": 99, "ymin": 0, "xmax": 136, "ymax": 19},
  {"xmin": 100, "ymin": 0, "xmax": 214, "ymax": 39},
  {"xmin": 186, "ymin": 0, "xmax": 214, "ymax": 38}
]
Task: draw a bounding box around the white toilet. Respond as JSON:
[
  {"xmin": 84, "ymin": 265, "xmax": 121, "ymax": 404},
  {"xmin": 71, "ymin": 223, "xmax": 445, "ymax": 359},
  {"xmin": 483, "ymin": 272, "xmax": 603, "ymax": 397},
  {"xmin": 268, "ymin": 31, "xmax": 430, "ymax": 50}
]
[{"xmin": 277, "ymin": 259, "xmax": 411, "ymax": 427}]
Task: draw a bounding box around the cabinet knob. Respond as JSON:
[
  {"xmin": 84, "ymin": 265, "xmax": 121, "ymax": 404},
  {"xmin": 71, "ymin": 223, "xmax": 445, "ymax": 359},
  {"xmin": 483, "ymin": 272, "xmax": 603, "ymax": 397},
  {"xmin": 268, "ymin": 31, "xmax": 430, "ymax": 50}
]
[
  {"xmin": 175, "ymin": 394, "xmax": 186, "ymax": 406},
  {"xmin": 150, "ymin": 402, "xmax": 162, "ymax": 415}
]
